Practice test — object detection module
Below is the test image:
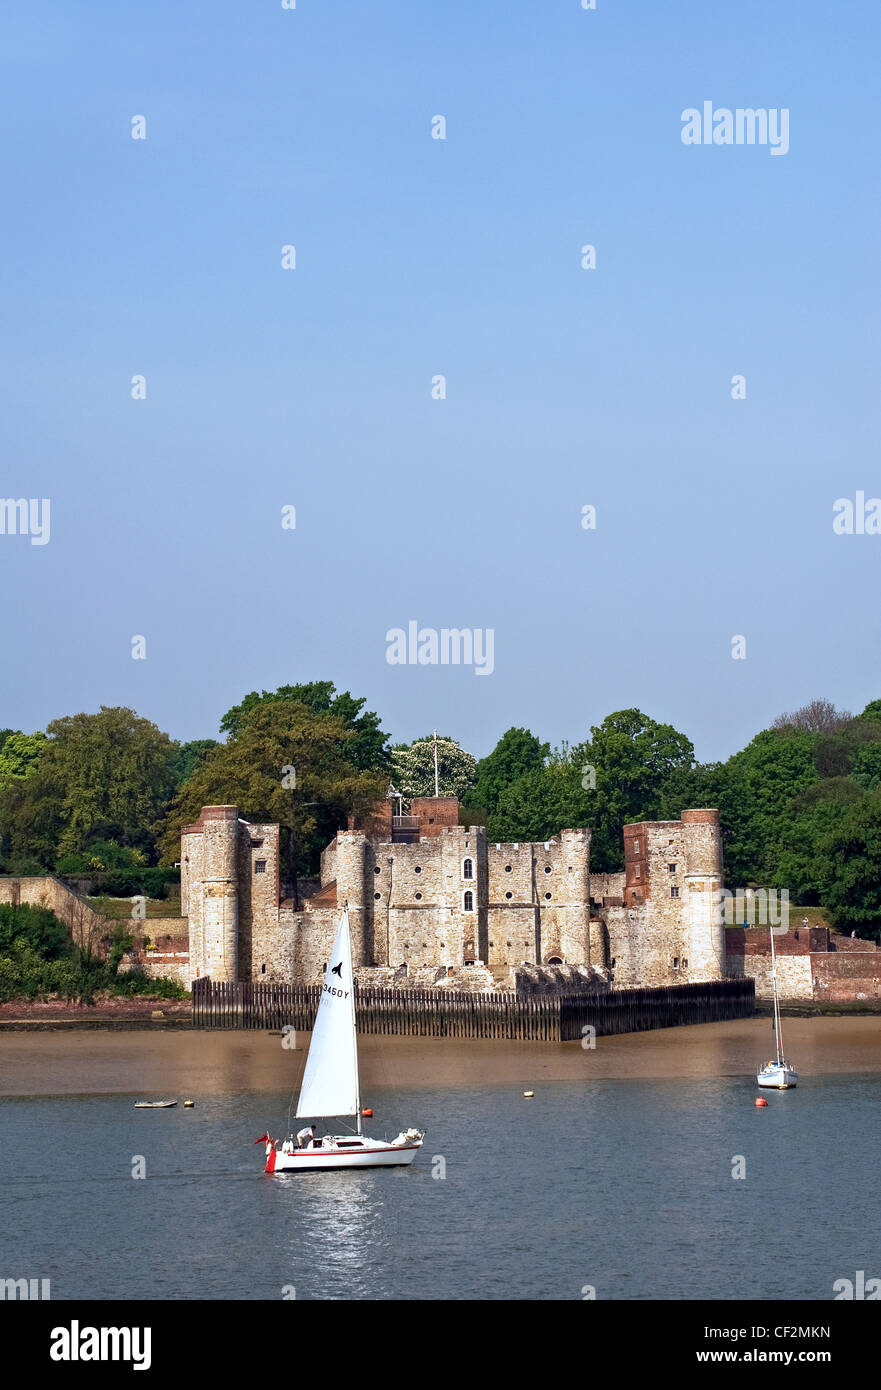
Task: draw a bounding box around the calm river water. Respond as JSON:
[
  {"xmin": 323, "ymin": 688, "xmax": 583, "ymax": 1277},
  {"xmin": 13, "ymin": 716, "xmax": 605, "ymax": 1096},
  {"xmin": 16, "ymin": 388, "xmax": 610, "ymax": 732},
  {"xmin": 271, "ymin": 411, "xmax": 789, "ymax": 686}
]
[{"xmin": 1, "ymin": 1073, "xmax": 879, "ymax": 1300}]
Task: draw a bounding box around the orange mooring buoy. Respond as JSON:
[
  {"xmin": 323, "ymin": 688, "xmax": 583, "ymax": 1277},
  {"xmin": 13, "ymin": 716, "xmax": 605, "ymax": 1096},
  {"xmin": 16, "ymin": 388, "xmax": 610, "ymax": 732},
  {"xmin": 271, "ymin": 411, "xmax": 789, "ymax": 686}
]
[
  {"xmin": 362, "ymin": 1107, "xmax": 373, "ymax": 1117},
  {"xmin": 755, "ymin": 1097, "xmax": 767, "ymax": 1107}
]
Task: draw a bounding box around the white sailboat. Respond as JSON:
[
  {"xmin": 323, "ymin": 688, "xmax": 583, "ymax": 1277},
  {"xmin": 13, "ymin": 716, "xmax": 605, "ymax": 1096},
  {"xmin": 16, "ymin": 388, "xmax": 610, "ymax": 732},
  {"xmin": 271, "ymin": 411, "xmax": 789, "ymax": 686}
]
[
  {"xmin": 756, "ymin": 924, "xmax": 798, "ymax": 1089},
  {"xmin": 258, "ymin": 908, "xmax": 425, "ymax": 1172}
]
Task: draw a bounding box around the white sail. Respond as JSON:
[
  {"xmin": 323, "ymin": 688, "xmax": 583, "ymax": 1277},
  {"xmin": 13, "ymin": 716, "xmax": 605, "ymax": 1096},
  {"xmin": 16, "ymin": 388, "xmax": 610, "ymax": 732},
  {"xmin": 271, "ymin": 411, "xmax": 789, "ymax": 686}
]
[{"xmin": 295, "ymin": 909, "xmax": 360, "ymax": 1119}]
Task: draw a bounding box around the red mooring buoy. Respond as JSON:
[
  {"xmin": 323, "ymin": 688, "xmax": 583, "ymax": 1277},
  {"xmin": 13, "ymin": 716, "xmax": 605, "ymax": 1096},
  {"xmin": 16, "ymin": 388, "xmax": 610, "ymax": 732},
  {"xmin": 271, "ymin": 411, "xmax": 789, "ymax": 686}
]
[
  {"xmin": 755, "ymin": 1097, "xmax": 767, "ymax": 1107},
  {"xmin": 362, "ymin": 1108, "xmax": 373, "ymax": 1117}
]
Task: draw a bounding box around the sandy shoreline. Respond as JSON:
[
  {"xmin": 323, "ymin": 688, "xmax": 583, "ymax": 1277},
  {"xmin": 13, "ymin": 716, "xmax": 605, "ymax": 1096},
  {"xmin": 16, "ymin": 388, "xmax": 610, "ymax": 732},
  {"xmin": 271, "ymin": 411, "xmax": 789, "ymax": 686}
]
[{"xmin": 1, "ymin": 1017, "xmax": 880, "ymax": 1096}]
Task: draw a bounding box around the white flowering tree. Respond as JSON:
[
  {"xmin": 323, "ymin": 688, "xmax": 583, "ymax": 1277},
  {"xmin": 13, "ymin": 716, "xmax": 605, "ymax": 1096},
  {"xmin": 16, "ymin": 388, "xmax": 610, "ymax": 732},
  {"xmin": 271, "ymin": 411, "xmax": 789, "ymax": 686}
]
[{"xmin": 391, "ymin": 736, "xmax": 478, "ymax": 803}]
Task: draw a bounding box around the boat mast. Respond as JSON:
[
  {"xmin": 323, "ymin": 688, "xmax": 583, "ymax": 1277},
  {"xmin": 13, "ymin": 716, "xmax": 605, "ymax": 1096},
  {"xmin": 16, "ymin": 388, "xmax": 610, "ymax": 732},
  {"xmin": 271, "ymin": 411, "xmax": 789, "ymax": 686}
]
[
  {"xmin": 770, "ymin": 924, "xmax": 784, "ymax": 1066},
  {"xmin": 346, "ymin": 903, "xmax": 363, "ymax": 1136}
]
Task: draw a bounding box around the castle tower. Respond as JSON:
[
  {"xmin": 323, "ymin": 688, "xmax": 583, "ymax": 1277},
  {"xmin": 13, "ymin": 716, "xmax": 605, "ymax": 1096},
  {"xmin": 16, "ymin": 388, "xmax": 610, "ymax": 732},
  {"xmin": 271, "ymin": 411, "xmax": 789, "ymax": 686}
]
[
  {"xmin": 617, "ymin": 810, "xmax": 725, "ymax": 986},
  {"xmin": 192, "ymin": 806, "xmax": 240, "ymax": 983},
  {"xmin": 681, "ymin": 808, "xmax": 725, "ymax": 982},
  {"xmin": 333, "ymin": 830, "xmax": 369, "ymax": 966},
  {"xmin": 560, "ymin": 828, "xmax": 592, "ymax": 964}
]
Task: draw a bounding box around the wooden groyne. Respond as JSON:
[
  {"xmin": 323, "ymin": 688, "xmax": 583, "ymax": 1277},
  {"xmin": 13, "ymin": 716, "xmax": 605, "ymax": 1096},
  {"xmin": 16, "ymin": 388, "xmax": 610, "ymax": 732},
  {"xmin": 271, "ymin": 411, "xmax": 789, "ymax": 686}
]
[{"xmin": 191, "ymin": 977, "xmax": 755, "ymax": 1041}]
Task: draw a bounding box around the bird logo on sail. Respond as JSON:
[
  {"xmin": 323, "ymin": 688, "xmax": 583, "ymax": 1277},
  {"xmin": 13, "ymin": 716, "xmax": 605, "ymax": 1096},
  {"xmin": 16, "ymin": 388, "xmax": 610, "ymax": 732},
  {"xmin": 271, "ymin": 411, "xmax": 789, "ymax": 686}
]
[{"xmin": 323, "ymin": 956, "xmax": 349, "ymax": 999}]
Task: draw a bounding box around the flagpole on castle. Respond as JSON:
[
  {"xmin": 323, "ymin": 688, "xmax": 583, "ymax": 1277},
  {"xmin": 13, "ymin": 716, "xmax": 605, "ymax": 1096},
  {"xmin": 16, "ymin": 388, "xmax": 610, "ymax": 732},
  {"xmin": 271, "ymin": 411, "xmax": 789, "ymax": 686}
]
[{"xmin": 433, "ymin": 730, "xmax": 440, "ymax": 799}]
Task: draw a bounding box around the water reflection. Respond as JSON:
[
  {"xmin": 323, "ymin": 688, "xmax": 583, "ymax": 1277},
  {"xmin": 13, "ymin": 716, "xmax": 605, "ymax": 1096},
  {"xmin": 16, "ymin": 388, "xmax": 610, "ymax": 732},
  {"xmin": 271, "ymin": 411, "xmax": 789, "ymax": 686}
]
[{"xmin": 267, "ymin": 1170, "xmax": 398, "ymax": 1299}]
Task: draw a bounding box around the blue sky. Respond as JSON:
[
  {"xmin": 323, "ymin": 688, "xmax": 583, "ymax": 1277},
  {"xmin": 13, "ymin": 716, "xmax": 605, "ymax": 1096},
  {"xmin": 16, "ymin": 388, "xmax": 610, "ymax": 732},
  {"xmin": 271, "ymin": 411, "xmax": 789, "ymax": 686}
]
[{"xmin": 1, "ymin": 0, "xmax": 880, "ymax": 764}]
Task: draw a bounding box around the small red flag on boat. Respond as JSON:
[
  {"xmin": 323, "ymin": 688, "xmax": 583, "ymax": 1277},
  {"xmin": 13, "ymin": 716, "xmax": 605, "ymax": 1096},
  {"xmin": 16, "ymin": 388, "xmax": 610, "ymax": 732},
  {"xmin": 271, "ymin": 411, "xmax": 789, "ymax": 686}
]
[{"xmin": 253, "ymin": 1132, "xmax": 271, "ymax": 1145}]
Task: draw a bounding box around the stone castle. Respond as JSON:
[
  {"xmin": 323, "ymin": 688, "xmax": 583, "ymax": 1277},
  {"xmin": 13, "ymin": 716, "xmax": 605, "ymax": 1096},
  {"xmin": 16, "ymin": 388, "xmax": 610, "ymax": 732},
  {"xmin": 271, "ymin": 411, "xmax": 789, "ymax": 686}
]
[
  {"xmin": 3, "ymin": 793, "xmax": 878, "ymax": 1002},
  {"xmin": 181, "ymin": 798, "xmax": 727, "ymax": 991}
]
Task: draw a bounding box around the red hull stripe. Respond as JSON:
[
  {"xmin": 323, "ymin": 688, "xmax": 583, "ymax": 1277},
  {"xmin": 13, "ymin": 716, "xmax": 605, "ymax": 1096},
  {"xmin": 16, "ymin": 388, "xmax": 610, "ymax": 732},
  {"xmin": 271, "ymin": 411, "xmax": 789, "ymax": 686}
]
[{"xmin": 278, "ymin": 1144, "xmax": 419, "ymax": 1159}]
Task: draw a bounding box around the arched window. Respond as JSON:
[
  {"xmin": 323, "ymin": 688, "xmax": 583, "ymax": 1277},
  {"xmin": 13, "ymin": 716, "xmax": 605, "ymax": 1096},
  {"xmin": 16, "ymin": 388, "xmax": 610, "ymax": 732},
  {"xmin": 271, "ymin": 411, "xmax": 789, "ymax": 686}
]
[
  {"xmin": 463, "ymin": 858, "xmax": 473, "ymax": 880},
  {"xmin": 463, "ymin": 891, "xmax": 474, "ymax": 912}
]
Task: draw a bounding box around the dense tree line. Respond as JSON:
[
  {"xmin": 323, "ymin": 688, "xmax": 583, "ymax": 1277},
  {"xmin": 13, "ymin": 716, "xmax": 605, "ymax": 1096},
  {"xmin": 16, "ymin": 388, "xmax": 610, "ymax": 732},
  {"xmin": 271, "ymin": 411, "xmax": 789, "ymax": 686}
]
[{"xmin": 2, "ymin": 688, "xmax": 881, "ymax": 937}]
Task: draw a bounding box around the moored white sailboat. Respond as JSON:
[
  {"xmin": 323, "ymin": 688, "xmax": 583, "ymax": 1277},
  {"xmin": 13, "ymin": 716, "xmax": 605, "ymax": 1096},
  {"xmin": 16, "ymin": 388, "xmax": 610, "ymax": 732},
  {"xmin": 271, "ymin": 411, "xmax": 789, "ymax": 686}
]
[
  {"xmin": 756, "ymin": 924, "xmax": 798, "ymax": 1089},
  {"xmin": 257, "ymin": 908, "xmax": 424, "ymax": 1172}
]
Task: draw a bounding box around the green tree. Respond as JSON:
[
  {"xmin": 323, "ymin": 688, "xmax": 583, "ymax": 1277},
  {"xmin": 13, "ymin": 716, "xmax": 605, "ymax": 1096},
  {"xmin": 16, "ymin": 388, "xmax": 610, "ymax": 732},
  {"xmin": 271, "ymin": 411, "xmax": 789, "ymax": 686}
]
[
  {"xmin": 488, "ymin": 762, "xmax": 570, "ymax": 843},
  {"xmin": 816, "ymin": 790, "xmax": 881, "ymax": 938},
  {"xmin": 156, "ymin": 700, "xmax": 386, "ymax": 880},
  {"xmin": 468, "ymin": 727, "xmax": 549, "ymax": 815},
  {"xmin": 172, "ymin": 739, "xmax": 219, "ymax": 788},
  {"xmin": 572, "ymin": 709, "xmax": 695, "ymax": 870},
  {"xmin": 702, "ymin": 729, "xmax": 819, "ymax": 885},
  {"xmin": 773, "ymin": 778, "xmax": 864, "ymax": 903},
  {"xmin": 0, "ymin": 708, "xmax": 177, "ymax": 870},
  {"xmin": 0, "ymin": 730, "xmax": 46, "ymax": 784},
  {"xmin": 220, "ymin": 681, "xmax": 390, "ymax": 770}
]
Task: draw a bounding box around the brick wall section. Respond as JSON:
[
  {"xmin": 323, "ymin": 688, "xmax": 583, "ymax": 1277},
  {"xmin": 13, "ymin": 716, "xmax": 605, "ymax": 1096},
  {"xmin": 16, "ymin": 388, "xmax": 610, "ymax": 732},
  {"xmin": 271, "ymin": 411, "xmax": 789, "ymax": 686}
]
[
  {"xmin": 590, "ymin": 872, "xmax": 626, "ymax": 904},
  {"xmin": 410, "ymin": 797, "xmax": 460, "ymax": 836},
  {"xmin": 120, "ymin": 921, "xmax": 191, "ymax": 987},
  {"xmin": 726, "ymin": 926, "xmax": 880, "ymax": 1000},
  {"xmin": 623, "ymin": 824, "xmax": 649, "ymax": 906},
  {"xmin": 812, "ymin": 954, "xmax": 881, "ymax": 1001}
]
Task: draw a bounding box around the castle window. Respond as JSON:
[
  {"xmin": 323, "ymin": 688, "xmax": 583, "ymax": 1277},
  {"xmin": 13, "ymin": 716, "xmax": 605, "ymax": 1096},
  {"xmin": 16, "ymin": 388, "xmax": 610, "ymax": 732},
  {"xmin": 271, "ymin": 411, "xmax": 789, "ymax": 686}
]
[
  {"xmin": 254, "ymin": 860, "xmax": 266, "ymax": 875},
  {"xmin": 415, "ymin": 892, "xmax": 422, "ymax": 900},
  {"xmin": 668, "ymin": 864, "xmax": 677, "ymax": 873},
  {"xmin": 505, "ymin": 865, "xmax": 512, "ymax": 873},
  {"xmin": 673, "ymin": 957, "xmax": 679, "ymax": 969},
  {"xmin": 374, "ymin": 866, "xmax": 381, "ymax": 874},
  {"xmin": 261, "ymin": 964, "xmax": 266, "ymax": 974},
  {"xmin": 464, "ymin": 892, "xmax": 474, "ymax": 912},
  {"xmin": 374, "ymin": 892, "xmax": 381, "ymax": 900},
  {"xmin": 250, "ymin": 839, "xmax": 264, "ymax": 849},
  {"xmin": 463, "ymin": 858, "xmax": 473, "ymax": 879},
  {"xmin": 544, "ymin": 866, "xmax": 551, "ymax": 874},
  {"xmin": 635, "ymin": 866, "xmax": 641, "ymax": 878},
  {"xmin": 671, "ymin": 886, "xmax": 679, "ymax": 898},
  {"xmin": 544, "ymin": 892, "xmax": 551, "ymax": 900},
  {"xmin": 415, "ymin": 866, "xmax": 422, "ymax": 873},
  {"xmin": 505, "ymin": 891, "xmax": 513, "ymax": 900},
  {"xmin": 682, "ymin": 958, "xmax": 688, "ymax": 968}
]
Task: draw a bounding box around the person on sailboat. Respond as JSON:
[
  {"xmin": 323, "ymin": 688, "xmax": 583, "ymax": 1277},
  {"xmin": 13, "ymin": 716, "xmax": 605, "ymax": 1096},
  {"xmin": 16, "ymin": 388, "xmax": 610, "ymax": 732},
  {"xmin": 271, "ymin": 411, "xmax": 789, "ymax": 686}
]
[{"xmin": 297, "ymin": 1125, "xmax": 316, "ymax": 1149}]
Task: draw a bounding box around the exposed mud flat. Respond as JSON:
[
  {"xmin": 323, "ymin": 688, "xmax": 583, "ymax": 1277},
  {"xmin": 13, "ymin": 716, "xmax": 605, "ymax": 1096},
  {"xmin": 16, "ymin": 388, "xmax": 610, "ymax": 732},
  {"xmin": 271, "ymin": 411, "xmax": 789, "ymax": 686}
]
[{"xmin": 1, "ymin": 1016, "xmax": 879, "ymax": 1096}]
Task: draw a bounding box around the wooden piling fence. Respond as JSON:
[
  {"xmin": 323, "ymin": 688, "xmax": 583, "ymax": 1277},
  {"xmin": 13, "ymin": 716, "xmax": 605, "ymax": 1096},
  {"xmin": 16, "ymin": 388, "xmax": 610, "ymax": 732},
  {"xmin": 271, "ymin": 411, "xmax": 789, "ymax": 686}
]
[{"xmin": 191, "ymin": 977, "xmax": 755, "ymax": 1041}]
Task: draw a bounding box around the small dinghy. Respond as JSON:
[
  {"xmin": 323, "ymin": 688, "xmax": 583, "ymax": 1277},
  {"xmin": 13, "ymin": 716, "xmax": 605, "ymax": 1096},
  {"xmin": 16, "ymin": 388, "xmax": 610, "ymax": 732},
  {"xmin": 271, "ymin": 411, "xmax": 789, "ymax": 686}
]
[{"xmin": 134, "ymin": 1100, "xmax": 178, "ymax": 1109}]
